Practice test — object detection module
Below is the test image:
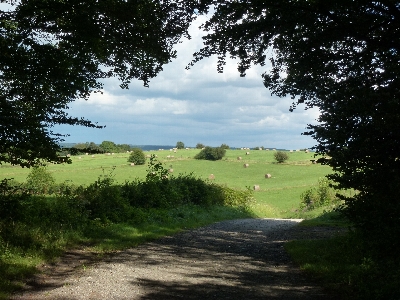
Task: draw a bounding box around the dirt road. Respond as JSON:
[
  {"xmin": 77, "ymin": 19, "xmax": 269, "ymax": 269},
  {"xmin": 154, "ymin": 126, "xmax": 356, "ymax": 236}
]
[{"xmin": 11, "ymin": 218, "xmax": 336, "ymax": 299}]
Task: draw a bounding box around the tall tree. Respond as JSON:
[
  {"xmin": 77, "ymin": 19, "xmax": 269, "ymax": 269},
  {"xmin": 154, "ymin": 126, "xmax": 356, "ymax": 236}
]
[
  {"xmin": 191, "ymin": 0, "xmax": 400, "ymax": 254},
  {"xmin": 99, "ymin": 140, "xmax": 117, "ymax": 153},
  {"xmin": 0, "ymin": 0, "xmax": 200, "ymax": 167}
]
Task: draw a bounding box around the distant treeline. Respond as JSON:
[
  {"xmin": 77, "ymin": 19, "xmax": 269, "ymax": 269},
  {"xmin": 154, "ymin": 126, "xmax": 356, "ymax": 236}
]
[
  {"xmin": 58, "ymin": 142, "xmax": 306, "ymax": 155},
  {"xmin": 58, "ymin": 141, "xmax": 176, "ymax": 155}
]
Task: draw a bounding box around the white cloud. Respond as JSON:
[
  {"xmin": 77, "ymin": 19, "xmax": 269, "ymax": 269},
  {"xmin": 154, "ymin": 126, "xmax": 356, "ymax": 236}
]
[{"xmin": 58, "ymin": 16, "xmax": 320, "ymax": 149}]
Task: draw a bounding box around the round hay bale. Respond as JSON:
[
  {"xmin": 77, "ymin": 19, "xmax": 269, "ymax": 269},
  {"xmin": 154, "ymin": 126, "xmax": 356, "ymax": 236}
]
[
  {"xmin": 265, "ymin": 174, "xmax": 272, "ymax": 179},
  {"xmin": 130, "ymin": 163, "xmax": 135, "ymax": 166},
  {"xmin": 237, "ymin": 156, "xmax": 242, "ymax": 160},
  {"xmin": 243, "ymin": 163, "xmax": 249, "ymax": 168},
  {"xmin": 169, "ymin": 168, "xmax": 174, "ymax": 173},
  {"xmin": 209, "ymin": 174, "xmax": 215, "ymax": 180},
  {"xmin": 253, "ymin": 185, "xmax": 260, "ymax": 191}
]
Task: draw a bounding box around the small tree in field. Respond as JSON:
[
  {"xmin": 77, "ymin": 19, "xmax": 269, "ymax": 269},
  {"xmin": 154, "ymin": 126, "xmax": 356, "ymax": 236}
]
[
  {"xmin": 196, "ymin": 143, "xmax": 205, "ymax": 149},
  {"xmin": 26, "ymin": 166, "xmax": 55, "ymax": 194},
  {"xmin": 274, "ymin": 151, "xmax": 289, "ymax": 163},
  {"xmin": 176, "ymin": 141, "xmax": 185, "ymax": 149},
  {"xmin": 195, "ymin": 146, "xmax": 226, "ymax": 161},
  {"xmin": 128, "ymin": 148, "xmax": 146, "ymax": 165}
]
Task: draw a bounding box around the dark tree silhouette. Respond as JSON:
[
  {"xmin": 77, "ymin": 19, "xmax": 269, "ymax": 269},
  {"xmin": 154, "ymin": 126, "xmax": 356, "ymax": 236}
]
[
  {"xmin": 0, "ymin": 0, "xmax": 200, "ymax": 167},
  {"xmin": 190, "ymin": 0, "xmax": 400, "ymax": 255}
]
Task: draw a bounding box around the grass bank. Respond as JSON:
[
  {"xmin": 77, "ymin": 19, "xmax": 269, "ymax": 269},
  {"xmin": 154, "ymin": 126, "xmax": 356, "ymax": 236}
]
[
  {"xmin": 285, "ymin": 212, "xmax": 400, "ymax": 299},
  {"xmin": 0, "ymin": 155, "xmax": 257, "ymax": 299},
  {"xmin": 0, "ymin": 149, "xmax": 340, "ymax": 298},
  {"xmin": 0, "ymin": 204, "xmax": 252, "ymax": 300},
  {"xmin": 0, "ymin": 149, "xmax": 332, "ymax": 218}
]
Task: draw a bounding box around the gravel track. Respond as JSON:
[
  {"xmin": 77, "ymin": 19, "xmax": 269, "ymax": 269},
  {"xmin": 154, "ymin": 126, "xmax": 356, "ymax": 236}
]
[{"xmin": 11, "ymin": 218, "xmax": 339, "ymax": 299}]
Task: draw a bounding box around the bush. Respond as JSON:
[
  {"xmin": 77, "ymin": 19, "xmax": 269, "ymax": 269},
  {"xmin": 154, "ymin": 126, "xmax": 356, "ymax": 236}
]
[
  {"xmin": 81, "ymin": 174, "xmax": 133, "ymax": 222},
  {"xmin": 194, "ymin": 146, "xmax": 226, "ymax": 161},
  {"xmin": 176, "ymin": 141, "xmax": 185, "ymax": 149},
  {"xmin": 25, "ymin": 166, "xmax": 55, "ymax": 194},
  {"xmin": 274, "ymin": 151, "xmax": 289, "ymax": 163},
  {"xmin": 196, "ymin": 143, "xmax": 205, "ymax": 149},
  {"xmin": 128, "ymin": 148, "xmax": 146, "ymax": 165},
  {"xmin": 0, "ymin": 178, "xmax": 30, "ymax": 221},
  {"xmin": 300, "ymin": 178, "xmax": 338, "ymax": 210}
]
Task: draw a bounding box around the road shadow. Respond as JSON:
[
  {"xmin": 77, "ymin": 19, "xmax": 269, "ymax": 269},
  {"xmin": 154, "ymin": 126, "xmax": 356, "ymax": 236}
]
[{"xmin": 11, "ymin": 219, "xmax": 336, "ymax": 299}]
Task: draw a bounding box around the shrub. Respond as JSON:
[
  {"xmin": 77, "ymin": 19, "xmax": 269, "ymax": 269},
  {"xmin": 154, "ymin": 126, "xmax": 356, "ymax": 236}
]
[
  {"xmin": 128, "ymin": 148, "xmax": 146, "ymax": 165},
  {"xmin": 274, "ymin": 151, "xmax": 289, "ymax": 163},
  {"xmin": 176, "ymin": 141, "xmax": 185, "ymax": 149},
  {"xmin": 121, "ymin": 156, "xmax": 253, "ymax": 209},
  {"xmin": 196, "ymin": 143, "xmax": 205, "ymax": 149},
  {"xmin": 25, "ymin": 166, "xmax": 55, "ymax": 194},
  {"xmin": 194, "ymin": 146, "xmax": 226, "ymax": 161},
  {"xmin": 300, "ymin": 178, "xmax": 338, "ymax": 210},
  {"xmin": 220, "ymin": 143, "xmax": 230, "ymax": 149},
  {"xmin": 0, "ymin": 178, "xmax": 30, "ymax": 222},
  {"xmin": 145, "ymin": 155, "xmax": 169, "ymax": 182},
  {"xmin": 81, "ymin": 174, "xmax": 133, "ymax": 222}
]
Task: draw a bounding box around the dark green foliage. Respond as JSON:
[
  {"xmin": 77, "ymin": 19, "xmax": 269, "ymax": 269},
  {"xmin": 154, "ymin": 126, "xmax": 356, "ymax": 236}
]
[
  {"xmin": 1, "ymin": 156, "xmax": 253, "ymax": 228},
  {"xmin": 72, "ymin": 142, "xmax": 100, "ymax": 152},
  {"xmin": 300, "ymin": 178, "xmax": 338, "ymax": 211},
  {"xmin": 117, "ymin": 144, "xmax": 132, "ymax": 152},
  {"xmin": 176, "ymin": 141, "xmax": 185, "ymax": 149},
  {"xmin": 194, "ymin": 146, "xmax": 226, "ymax": 161},
  {"xmin": 80, "ymin": 175, "xmax": 133, "ymax": 223},
  {"xmin": 70, "ymin": 141, "xmax": 132, "ymax": 155},
  {"xmin": 99, "ymin": 141, "xmax": 118, "ymax": 153},
  {"xmin": 190, "ymin": 1, "xmax": 400, "ymax": 263},
  {"xmin": 220, "ymin": 143, "xmax": 230, "ymax": 149},
  {"xmin": 121, "ymin": 156, "xmax": 252, "ymax": 209},
  {"xmin": 25, "ymin": 166, "xmax": 55, "ymax": 195},
  {"xmin": 274, "ymin": 151, "xmax": 289, "ymax": 163},
  {"xmin": 0, "ymin": 1, "xmax": 199, "ymax": 167},
  {"xmin": 0, "ymin": 179, "xmax": 29, "ymax": 222},
  {"xmin": 287, "ymin": 232, "xmax": 400, "ymax": 300},
  {"xmin": 128, "ymin": 148, "xmax": 146, "ymax": 165},
  {"xmin": 0, "ymin": 154, "xmax": 254, "ymax": 296},
  {"xmin": 196, "ymin": 143, "xmax": 205, "ymax": 149},
  {"xmin": 145, "ymin": 155, "xmax": 169, "ymax": 182}
]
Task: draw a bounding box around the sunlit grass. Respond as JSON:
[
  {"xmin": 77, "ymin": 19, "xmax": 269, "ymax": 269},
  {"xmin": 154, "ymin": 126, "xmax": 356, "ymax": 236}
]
[
  {"xmin": 0, "ymin": 150, "xmax": 332, "ymax": 217},
  {"xmin": 0, "ymin": 149, "xmax": 335, "ymax": 299},
  {"xmin": 0, "ymin": 204, "xmax": 253, "ymax": 299},
  {"xmin": 80, "ymin": 205, "xmax": 254, "ymax": 253}
]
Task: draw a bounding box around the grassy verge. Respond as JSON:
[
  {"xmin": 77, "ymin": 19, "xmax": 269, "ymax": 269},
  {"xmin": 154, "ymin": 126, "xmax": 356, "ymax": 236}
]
[
  {"xmin": 285, "ymin": 212, "xmax": 400, "ymax": 299},
  {"xmin": 0, "ymin": 204, "xmax": 253, "ymax": 299}
]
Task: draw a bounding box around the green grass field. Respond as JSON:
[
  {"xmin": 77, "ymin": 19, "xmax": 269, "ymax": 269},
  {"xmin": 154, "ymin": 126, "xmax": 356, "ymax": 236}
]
[
  {"xmin": 5, "ymin": 149, "xmax": 391, "ymax": 300},
  {"xmin": 0, "ymin": 149, "xmax": 332, "ymax": 218}
]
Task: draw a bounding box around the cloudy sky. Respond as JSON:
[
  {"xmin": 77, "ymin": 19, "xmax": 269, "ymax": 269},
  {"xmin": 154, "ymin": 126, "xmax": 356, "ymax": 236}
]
[{"xmin": 57, "ymin": 15, "xmax": 320, "ymax": 150}]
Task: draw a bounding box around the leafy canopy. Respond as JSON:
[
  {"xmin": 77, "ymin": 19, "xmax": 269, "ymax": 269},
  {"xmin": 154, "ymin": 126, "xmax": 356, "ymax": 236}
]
[
  {"xmin": 0, "ymin": 0, "xmax": 201, "ymax": 167},
  {"xmin": 190, "ymin": 0, "xmax": 400, "ymax": 252},
  {"xmin": 274, "ymin": 151, "xmax": 288, "ymax": 163},
  {"xmin": 128, "ymin": 148, "xmax": 146, "ymax": 165},
  {"xmin": 176, "ymin": 141, "xmax": 185, "ymax": 149}
]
